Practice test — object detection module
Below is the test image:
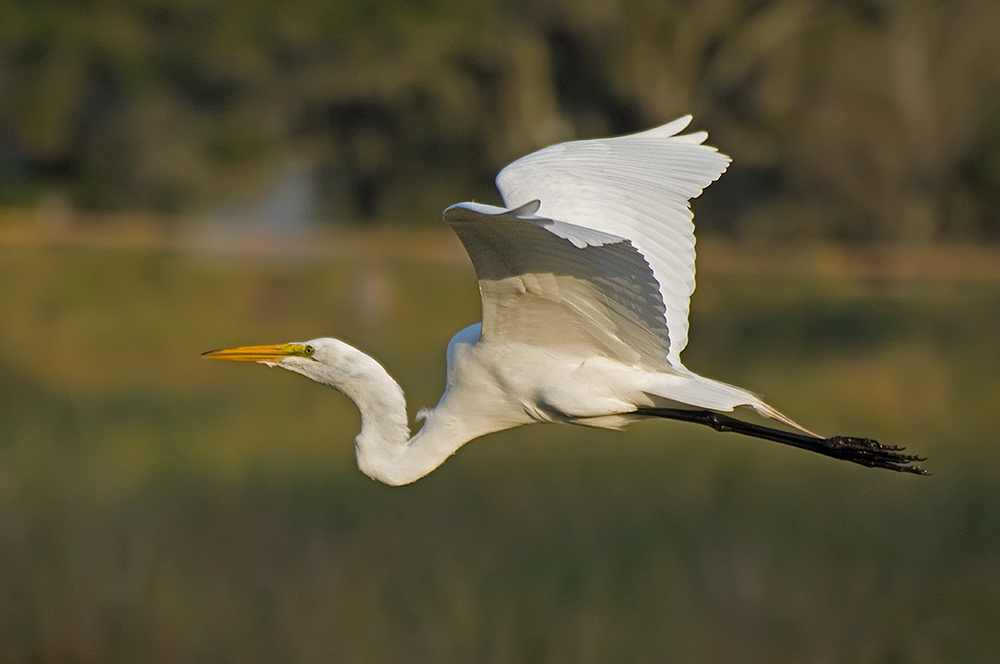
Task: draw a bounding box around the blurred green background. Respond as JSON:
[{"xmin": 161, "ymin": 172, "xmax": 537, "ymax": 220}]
[
  {"xmin": 2, "ymin": 0, "xmax": 1000, "ymax": 239},
  {"xmin": 2, "ymin": 0, "xmax": 1000, "ymax": 662}
]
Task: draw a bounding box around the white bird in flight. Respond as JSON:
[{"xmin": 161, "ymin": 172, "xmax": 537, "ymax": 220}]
[{"xmin": 205, "ymin": 116, "xmax": 925, "ymax": 485}]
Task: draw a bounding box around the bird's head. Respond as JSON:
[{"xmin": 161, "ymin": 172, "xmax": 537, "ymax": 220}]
[
  {"xmin": 203, "ymin": 336, "xmax": 407, "ymax": 450},
  {"xmin": 203, "ymin": 337, "xmax": 365, "ymax": 386}
]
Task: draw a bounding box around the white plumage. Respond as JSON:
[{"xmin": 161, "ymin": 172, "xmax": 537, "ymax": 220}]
[
  {"xmin": 205, "ymin": 117, "xmax": 925, "ymax": 484},
  {"xmin": 494, "ymin": 115, "xmax": 723, "ymax": 368}
]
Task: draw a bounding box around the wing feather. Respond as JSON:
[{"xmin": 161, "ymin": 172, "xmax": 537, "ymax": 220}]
[
  {"xmin": 494, "ymin": 116, "xmax": 730, "ymax": 367},
  {"xmin": 444, "ymin": 202, "xmax": 672, "ymax": 371}
]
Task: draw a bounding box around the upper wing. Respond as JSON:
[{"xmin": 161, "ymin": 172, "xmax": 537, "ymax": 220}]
[
  {"xmin": 444, "ymin": 201, "xmax": 672, "ymax": 371},
  {"xmin": 495, "ymin": 116, "xmax": 730, "ymax": 368}
]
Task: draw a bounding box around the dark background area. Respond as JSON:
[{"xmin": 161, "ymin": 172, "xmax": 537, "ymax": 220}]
[{"xmin": 2, "ymin": 0, "xmax": 999, "ymax": 240}]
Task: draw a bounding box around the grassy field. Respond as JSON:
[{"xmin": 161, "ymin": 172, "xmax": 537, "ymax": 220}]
[{"xmin": 1, "ymin": 222, "xmax": 998, "ymax": 662}]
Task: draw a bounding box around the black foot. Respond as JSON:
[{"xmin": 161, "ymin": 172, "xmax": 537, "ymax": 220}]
[
  {"xmin": 814, "ymin": 435, "xmax": 928, "ymax": 474},
  {"xmin": 636, "ymin": 408, "xmax": 928, "ymax": 475}
]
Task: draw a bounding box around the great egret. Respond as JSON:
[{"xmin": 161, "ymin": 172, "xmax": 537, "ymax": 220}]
[{"xmin": 205, "ymin": 116, "xmax": 926, "ymax": 485}]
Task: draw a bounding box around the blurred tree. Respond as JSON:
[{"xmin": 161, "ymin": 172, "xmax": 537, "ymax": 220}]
[{"xmin": 0, "ymin": 0, "xmax": 997, "ymax": 239}]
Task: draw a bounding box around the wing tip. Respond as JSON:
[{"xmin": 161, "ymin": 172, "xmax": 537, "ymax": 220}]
[
  {"xmin": 666, "ymin": 115, "xmax": 694, "ymax": 135},
  {"xmin": 642, "ymin": 115, "xmax": 694, "ymax": 139},
  {"xmin": 641, "ymin": 117, "xmax": 732, "ymax": 165},
  {"xmin": 444, "ymin": 200, "xmax": 541, "ymax": 225}
]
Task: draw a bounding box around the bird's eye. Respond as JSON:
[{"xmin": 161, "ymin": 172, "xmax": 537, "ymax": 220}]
[{"xmin": 304, "ymin": 345, "xmax": 315, "ymax": 356}]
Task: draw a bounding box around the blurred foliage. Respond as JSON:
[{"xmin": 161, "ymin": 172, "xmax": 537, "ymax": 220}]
[
  {"xmin": 1, "ymin": 0, "xmax": 1000, "ymax": 239},
  {"xmin": 1, "ymin": 233, "xmax": 999, "ymax": 661}
]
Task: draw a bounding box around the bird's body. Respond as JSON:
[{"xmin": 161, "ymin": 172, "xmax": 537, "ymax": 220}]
[{"xmin": 206, "ymin": 116, "xmax": 925, "ymax": 484}]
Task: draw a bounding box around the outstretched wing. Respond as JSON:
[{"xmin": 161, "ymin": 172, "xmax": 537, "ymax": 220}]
[
  {"xmin": 494, "ymin": 116, "xmax": 730, "ymax": 368},
  {"xmin": 444, "ymin": 201, "xmax": 672, "ymax": 371}
]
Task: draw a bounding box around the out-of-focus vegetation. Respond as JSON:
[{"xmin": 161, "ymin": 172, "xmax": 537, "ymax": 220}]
[
  {"xmin": 0, "ymin": 230, "xmax": 998, "ymax": 661},
  {"xmin": 2, "ymin": 0, "xmax": 1000, "ymax": 240},
  {"xmin": 3, "ymin": 1, "xmax": 1000, "ymax": 660}
]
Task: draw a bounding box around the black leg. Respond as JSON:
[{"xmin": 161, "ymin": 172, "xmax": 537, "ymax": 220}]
[{"xmin": 635, "ymin": 407, "xmax": 928, "ymax": 475}]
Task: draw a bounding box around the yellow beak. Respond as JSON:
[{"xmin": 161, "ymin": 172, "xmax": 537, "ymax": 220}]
[{"xmin": 202, "ymin": 343, "xmax": 303, "ymax": 363}]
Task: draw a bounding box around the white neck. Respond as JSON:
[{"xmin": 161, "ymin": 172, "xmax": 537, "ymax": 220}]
[{"xmin": 294, "ymin": 347, "xmax": 469, "ymax": 486}]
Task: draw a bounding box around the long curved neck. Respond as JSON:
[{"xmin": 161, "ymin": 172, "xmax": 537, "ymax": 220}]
[{"xmin": 321, "ymin": 350, "xmax": 470, "ymax": 486}]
